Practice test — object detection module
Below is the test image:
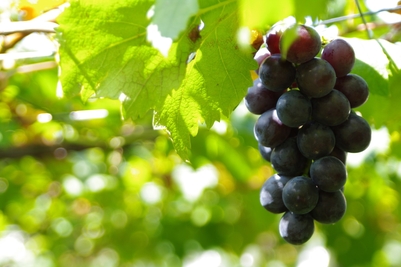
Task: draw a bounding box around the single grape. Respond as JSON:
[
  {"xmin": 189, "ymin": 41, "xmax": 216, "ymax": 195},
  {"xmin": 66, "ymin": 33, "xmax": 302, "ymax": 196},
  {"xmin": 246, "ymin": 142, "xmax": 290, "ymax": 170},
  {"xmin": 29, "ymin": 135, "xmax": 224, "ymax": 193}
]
[
  {"xmin": 311, "ymin": 190, "xmax": 347, "ymax": 224},
  {"xmin": 271, "ymin": 137, "xmax": 309, "ymax": 176},
  {"xmin": 297, "ymin": 122, "xmax": 335, "ymax": 160},
  {"xmin": 310, "ymin": 156, "xmax": 347, "ymax": 192},
  {"xmin": 280, "ymin": 24, "xmax": 322, "ymax": 64},
  {"xmin": 329, "ymin": 146, "xmax": 347, "ymax": 164},
  {"xmin": 282, "ymin": 175, "xmax": 319, "ymax": 214},
  {"xmin": 321, "ymin": 39, "xmax": 355, "ymax": 77},
  {"xmin": 276, "ymin": 90, "xmax": 312, "ymax": 127},
  {"xmin": 331, "ymin": 112, "xmax": 371, "ymax": 153},
  {"xmin": 245, "ymin": 78, "xmax": 283, "ymax": 115},
  {"xmin": 259, "ymin": 54, "xmax": 296, "ymax": 92},
  {"xmin": 254, "ymin": 109, "xmax": 291, "ymax": 148},
  {"xmin": 260, "ymin": 174, "xmax": 292, "ymax": 213},
  {"xmin": 335, "ymin": 74, "xmax": 369, "ymax": 108},
  {"xmin": 265, "ymin": 28, "xmax": 283, "ymax": 54},
  {"xmin": 258, "ymin": 143, "xmax": 272, "ymax": 162},
  {"xmin": 279, "ymin": 212, "xmax": 315, "ymax": 245},
  {"xmin": 311, "ymin": 89, "xmax": 351, "ymax": 126},
  {"xmin": 296, "ymin": 58, "xmax": 336, "ymax": 98},
  {"xmin": 254, "ymin": 47, "xmax": 271, "ymax": 74}
]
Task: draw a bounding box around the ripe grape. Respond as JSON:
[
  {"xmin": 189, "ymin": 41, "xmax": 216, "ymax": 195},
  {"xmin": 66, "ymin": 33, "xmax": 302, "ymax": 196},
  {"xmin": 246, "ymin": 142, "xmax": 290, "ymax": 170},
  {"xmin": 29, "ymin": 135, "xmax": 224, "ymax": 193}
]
[
  {"xmin": 259, "ymin": 54, "xmax": 296, "ymax": 92},
  {"xmin": 297, "ymin": 122, "xmax": 335, "ymax": 160},
  {"xmin": 280, "ymin": 24, "xmax": 322, "ymax": 64},
  {"xmin": 282, "ymin": 175, "xmax": 319, "ymax": 214},
  {"xmin": 321, "ymin": 39, "xmax": 355, "ymax": 77},
  {"xmin": 296, "ymin": 58, "xmax": 336, "ymax": 98},
  {"xmin": 245, "ymin": 78, "xmax": 283, "ymax": 115},
  {"xmin": 335, "ymin": 74, "xmax": 369, "ymax": 108},
  {"xmin": 310, "ymin": 156, "xmax": 347, "ymax": 192},
  {"xmin": 260, "ymin": 174, "xmax": 292, "ymax": 213},
  {"xmin": 310, "ymin": 190, "xmax": 347, "ymax": 224},
  {"xmin": 331, "ymin": 112, "xmax": 371, "ymax": 153},
  {"xmin": 270, "ymin": 137, "xmax": 309, "ymax": 176},
  {"xmin": 254, "ymin": 109, "xmax": 291, "ymax": 148},
  {"xmin": 276, "ymin": 90, "xmax": 312, "ymax": 127},
  {"xmin": 311, "ymin": 89, "xmax": 350, "ymax": 126},
  {"xmin": 265, "ymin": 28, "xmax": 282, "ymax": 54},
  {"xmin": 279, "ymin": 212, "xmax": 315, "ymax": 245}
]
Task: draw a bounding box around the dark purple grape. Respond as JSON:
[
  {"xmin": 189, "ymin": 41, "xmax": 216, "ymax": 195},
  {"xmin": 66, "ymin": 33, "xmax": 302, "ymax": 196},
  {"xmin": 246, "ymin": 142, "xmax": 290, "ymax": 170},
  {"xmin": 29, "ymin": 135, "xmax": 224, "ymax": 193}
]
[
  {"xmin": 254, "ymin": 47, "xmax": 271, "ymax": 74},
  {"xmin": 311, "ymin": 190, "xmax": 347, "ymax": 224},
  {"xmin": 259, "ymin": 54, "xmax": 296, "ymax": 92},
  {"xmin": 245, "ymin": 79, "xmax": 283, "ymax": 115},
  {"xmin": 310, "ymin": 156, "xmax": 347, "ymax": 192},
  {"xmin": 329, "ymin": 146, "xmax": 347, "ymax": 164},
  {"xmin": 296, "ymin": 58, "xmax": 336, "ymax": 98},
  {"xmin": 260, "ymin": 174, "xmax": 292, "ymax": 213},
  {"xmin": 331, "ymin": 112, "xmax": 371, "ymax": 153},
  {"xmin": 254, "ymin": 109, "xmax": 291, "ymax": 148},
  {"xmin": 280, "ymin": 24, "xmax": 322, "ymax": 64},
  {"xmin": 279, "ymin": 212, "xmax": 315, "ymax": 245},
  {"xmin": 321, "ymin": 39, "xmax": 355, "ymax": 77},
  {"xmin": 335, "ymin": 74, "xmax": 369, "ymax": 108},
  {"xmin": 282, "ymin": 175, "xmax": 319, "ymax": 214},
  {"xmin": 297, "ymin": 122, "xmax": 335, "ymax": 160},
  {"xmin": 271, "ymin": 137, "xmax": 309, "ymax": 176},
  {"xmin": 258, "ymin": 143, "xmax": 272, "ymax": 162},
  {"xmin": 311, "ymin": 89, "xmax": 351, "ymax": 126},
  {"xmin": 276, "ymin": 90, "xmax": 311, "ymax": 127}
]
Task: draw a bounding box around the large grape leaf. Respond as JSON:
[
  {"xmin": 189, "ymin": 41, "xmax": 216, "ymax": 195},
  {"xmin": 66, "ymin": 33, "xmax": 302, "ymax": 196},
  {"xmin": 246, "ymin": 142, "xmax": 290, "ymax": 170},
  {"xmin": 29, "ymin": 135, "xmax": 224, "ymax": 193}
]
[{"xmin": 57, "ymin": 0, "xmax": 256, "ymax": 160}]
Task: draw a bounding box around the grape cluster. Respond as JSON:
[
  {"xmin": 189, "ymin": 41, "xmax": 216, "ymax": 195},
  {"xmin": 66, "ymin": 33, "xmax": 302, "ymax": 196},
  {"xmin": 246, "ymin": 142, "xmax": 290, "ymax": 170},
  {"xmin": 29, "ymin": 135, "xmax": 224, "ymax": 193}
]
[{"xmin": 246, "ymin": 24, "xmax": 371, "ymax": 245}]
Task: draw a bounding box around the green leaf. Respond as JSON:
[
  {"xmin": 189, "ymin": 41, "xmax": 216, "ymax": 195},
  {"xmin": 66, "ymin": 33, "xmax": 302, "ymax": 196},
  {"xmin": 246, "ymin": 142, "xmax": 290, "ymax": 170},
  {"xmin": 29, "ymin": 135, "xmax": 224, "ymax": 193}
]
[
  {"xmin": 58, "ymin": 0, "xmax": 255, "ymax": 160},
  {"xmin": 345, "ymin": 38, "xmax": 401, "ymax": 130},
  {"xmin": 153, "ymin": 0, "xmax": 256, "ymax": 159},
  {"xmin": 293, "ymin": 0, "xmax": 329, "ymax": 22},
  {"xmin": 238, "ymin": 0, "xmax": 294, "ymax": 29},
  {"xmin": 152, "ymin": 0, "xmax": 199, "ymax": 39},
  {"xmin": 345, "ymin": 38, "xmax": 401, "ymax": 96}
]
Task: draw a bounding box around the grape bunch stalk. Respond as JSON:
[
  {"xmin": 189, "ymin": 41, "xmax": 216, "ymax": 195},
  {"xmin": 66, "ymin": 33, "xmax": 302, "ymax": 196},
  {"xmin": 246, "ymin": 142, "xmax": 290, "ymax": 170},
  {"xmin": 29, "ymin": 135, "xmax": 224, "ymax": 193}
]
[{"xmin": 245, "ymin": 23, "xmax": 371, "ymax": 245}]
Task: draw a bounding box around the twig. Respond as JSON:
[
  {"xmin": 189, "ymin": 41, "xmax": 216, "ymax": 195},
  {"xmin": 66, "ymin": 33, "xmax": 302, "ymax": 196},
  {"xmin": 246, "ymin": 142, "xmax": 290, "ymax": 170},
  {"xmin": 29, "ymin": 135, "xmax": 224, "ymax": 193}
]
[
  {"xmin": 0, "ymin": 3, "xmax": 68, "ymax": 53},
  {"xmin": 316, "ymin": 5, "xmax": 401, "ymax": 25},
  {"xmin": 354, "ymin": 0, "xmax": 373, "ymax": 39},
  {"xmin": 0, "ymin": 21, "xmax": 58, "ymax": 35}
]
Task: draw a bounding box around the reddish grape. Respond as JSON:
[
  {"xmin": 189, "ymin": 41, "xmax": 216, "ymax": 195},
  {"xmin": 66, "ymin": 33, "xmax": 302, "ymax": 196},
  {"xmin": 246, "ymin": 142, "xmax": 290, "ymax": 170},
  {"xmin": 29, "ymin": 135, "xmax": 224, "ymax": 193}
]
[
  {"xmin": 280, "ymin": 24, "xmax": 322, "ymax": 64},
  {"xmin": 321, "ymin": 39, "xmax": 355, "ymax": 77},
  {"xmin": 265, "ymin": 28, "xmax": 283, "ymax": 54}
]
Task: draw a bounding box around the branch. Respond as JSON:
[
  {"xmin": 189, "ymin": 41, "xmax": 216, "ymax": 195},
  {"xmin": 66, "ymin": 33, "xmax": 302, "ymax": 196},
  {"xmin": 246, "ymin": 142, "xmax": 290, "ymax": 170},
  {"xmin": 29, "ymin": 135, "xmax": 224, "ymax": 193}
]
[
  {"xmin": 0, "ymin": 21, "xmax": 58, "ymax": 35},
  {"xmin": 0, "ymin": 3, "xmax": 68, "ymax": 52},
  {"xmin": 0, "ymin": 126, "xmax": 160, "ymax": 159},
  {"xmin": 316, "ymin": 5, "xmax": 401, "ymax": 25}
]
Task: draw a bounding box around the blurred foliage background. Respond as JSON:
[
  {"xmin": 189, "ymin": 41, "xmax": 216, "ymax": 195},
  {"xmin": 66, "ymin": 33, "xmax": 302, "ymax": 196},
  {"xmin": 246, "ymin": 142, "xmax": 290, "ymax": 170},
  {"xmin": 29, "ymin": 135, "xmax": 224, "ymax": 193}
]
[{"xmin": 0, "ymin": 0, "xmax": 401, "ymax": 267}]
